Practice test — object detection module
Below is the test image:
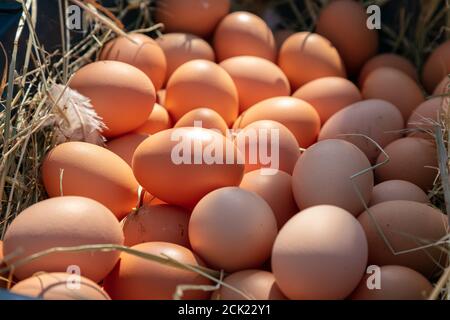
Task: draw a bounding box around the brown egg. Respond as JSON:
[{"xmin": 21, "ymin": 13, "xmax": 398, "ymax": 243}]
[
  {"xmin": 132, "ymin": 128, "xmax": 244, "ymax": 208},
  {"xmin": 189, "ymin": 187, "xmax": 278, "ymax": 272},
  {"xmin": 316, "ymin": 0, "xmax": 378, "ymax": 75},
  {"xmin": 165, "ymin": 60, "xmax": 239, "ymax": 126},
  {"xmin": 359, "ymin": 53, "xmax": 418, "ymax": 87},
  {"xmin": 213, "ymin": 11, "xmax": 276, "ymax": 62},
  {"xmin": 422, "ymin": 40, "xmax": 450, "ymax": 93},
  {"xmin": 407, "ymin": 98, "xmax": 445, "ymax": 139},
  {"xmin": 272, "ymin": 205, "xmax": 368, "ymax": 300},
  {"xmin": 212, "ymin": 270, "xmax": 286, "ymax": 300},
  {"xmin": 122, "ymin": 204, "xmax": 190, "ymax": 248},
  {"xmin": 350, "ymin": 265, "xmax": 433, "ymax": 300},
  {"xmin": 235, "ymin": 120, "xmax": 301, "ymax": 175},
  {"xmin": 106, "ymin": 133, "xmax": 150, "ymax": 167},
  {"xmin": 278, "ymin": 32, "xmax": 346, "ymax": 90},
  {"xmin": 240, "ymin": 170, "xmax": 299, "ymax": 228},
  {"xmin": 293, "ymin": 77, "xmax": 362, "ymax": 124},
  {"xmin": 174, "ymin": 108, "xmax": 228, "ymax": 135},
  {"xmin": 292, "ymin": 139, "xmax": 373, "ymax": 216},
  {"xmin": 220, "ymin": 56, "xmax": 290, "ymax": 113},
  {"xmin": 143, "ymin": 191, "xmax": 167, "ymax": 206},
  {"xmin": 0, "ymin": 240, "xmax": 3, "ymax": 261},
  {"xmin": 157, "ymin": 89, "xmax": 167, "ymax": 106},
  {"xmin": 362, "ymin": 67, "xmax": 425, "ymax": 122},
  {"xmin": 103, "ymin": 242, "xmax": 211, "ymax": 300},
  {"xmin": 156, "ymin": 33, "xmax": 215, "ymax": 84},
  {"xmin": 155, "ymin": 0, "xmax": 230, "ymax": 37},
  {"xmin": 237, "ymin": 97, "xmax": 321, "ymax": 148},
  {"xmin": 318, "ymin": 99, "xmax": 404, "ymax": 163},
  {"xmin": 70, "ymin": 61, "xmax": 155, "ymax": 138},
  {"xmin": 370, "ymin": 180, "xmax": 430, "ymax": 206},
  {"xmin": 3, "ymin": 196, "xmax": 123, "ymax": 282},
  {"xmin": 133, "ymin": 103, "xmax": 172, "ymax": 135},
  {"xmin": 11, "ymin": 273, "xmax": 111, "ymax": 300},
  {"xmin": 434, "ymin": 76, "xmax": 450, "ymax": 95},
  {"xmin": 99, "ymin": 33, "xmax": 167, "ymax": 91},
  {"xmin": 375, "ymin": 137, "xmax": 438, "ymax": 191},
  {"xmin": 358, "ymin": 200, "xmax": 447, "ymax": 277},
  {"xmin": 274, "ymin": 29, "xmax": 294, "ymax": 49},
  {"xmin": 42, "ymin": 142, "xmax": 138, "ymax": 219}
]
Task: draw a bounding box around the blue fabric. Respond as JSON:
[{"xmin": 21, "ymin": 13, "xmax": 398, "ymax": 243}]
[{"xmin": 0, "ymin": 288, "xmax": 36, "ymax": 300}]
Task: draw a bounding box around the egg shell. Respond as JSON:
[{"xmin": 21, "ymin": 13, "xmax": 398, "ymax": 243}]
[
  {"xmin": 106, "ymin": 133, "xmax": 150, "ymax": 167},
  {"xmin": 220, "ymin": 56, "xmax": 290, "ymax": 113},
  {"xmin": 358, "ymin": 200, "xmax": 447, "ymax": 277},
  {"xmin": 292, "ymin": 139, "xmax": 373, "ymax": 216},
  {"xmin": 155, "ymin": 0, "xmax": 230, "ymax": 37},
  {"xmin": 133, "ymin": 103, "xmax": 172, "ymax": 135},
  {"xmin": 236, "ymin": 120, "xmax": 301, "ymax": 175},
  {"xmin": 422, "ymin": 40, "xmax": 450, "ymax": 93},
  {"xmin": 165, "ymin": 60, "xmax": 239, "ymax": 126},
  {"xmin": 0, "ymin": 240, "xmax": 3, "ymax": 261},
  {"xmin": 11, "ymin": 272, "xmax": 111, "ymax": 300},
  {"xmin": 433, "ymin": 76, "xmax": 450, "ymax": 95},
  {"xmin": 318, "ymin": 99, "xmax": 404, "ymax": 164},
  {"xmin": 103, "ymin": 242, "xmax": 211, "ymax": 300},
  {"xmin": 369, "ymin": 180, "xmax": 430, "ymax": 206},
  {"xmin": 237, "ymin": 97, "xmax": 321, "ymax": 148},
  {"xmin": 42, "ymin": 142, "xmax": 138, "ymax": 219},
  {"xmin": 156, "ymin": 33, "xmax": 215, "ymax": 84},
  {"xmin": 293, "ymin": 77, "xmax": 362, "ymax": 125},
  {"xmin": 274, "ymin": 29, "xmax": 294, "ymax": 49},
  {"xmin": 132, "ymin": 128, "xmax": 244, "ymax": 208},
  {"xmin": 3, "ymin": 196, "xmax": 123, "ymax": 282},
  {"xmin": 359, "ymin": 53, "xmax": 418, "ymax": 87},
  {"xmin": 278, "ymin": 32, "xmax": 346, "ymax": 90},
  {"xmin": 212, "ymin": 270, "xmax": 286, "ymax": 300},
  {"xmin": 189, "ymin": 187, "xmax": 278, "ymax": 272},
  {"xmin": 272, "ymin": 205, "xmax": 368, "ymax": 300},
  {"xmin": 375, "ymin": 137, "xmax": 438, "ymax": 191},
  {"xmin": 99, "ymin": 33, "xmax": 167, "ymax": 91},
  {"xmin": 122, "ymin": 204, "xmax": 190, "ymax": 248},
  {"xmin": 350, "ymin": 265, "xmax": 433, "ymax": 300},
  {"xmin": 69, "ymin": 61, "xmax": 155, "ymax": 138},
  {"xmin": 240, "ymin": 170, "xmax": 299, "ymax": 228},
  {"xmin": 407, "ymin": 98, "xmax": 445, "ymax": 139},
  {"xmin": 157, "ymin": 89, "xmax": 167, "ymax": 106},
  {"xmin": 213, "ymin": 11, "xmax": 276, "ymax": 62},
  {"xmin": 143, "ymin": 191, "xmax": 167, "ymax": 206},
  {"xmin": 316, "ymin": 0, "xmax": 378, "ymax": 75},
  {"xmin": 174, "ymin": 108, "xmax": 228, "ymax": 135},
  {"xmin": 362, "ymin": 67, "xmax": 425, "ymax": 122}
]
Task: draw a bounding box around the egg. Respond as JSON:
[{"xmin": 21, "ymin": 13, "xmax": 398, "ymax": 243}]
[
  {"xmin": 157, "ymin": 89, "xmax": 167, "ymax": 106},
  {"xmin": 122, "ymin": 204, "xmax": 190, "ymax": 248},
  {"xmin": 359, "ymin": 53, "xmax": 418, "ymax": 87},
  {"xmin": 274, "ymin": 29, "xmax": 294, "ymax": 49},
  {"xmin": 316, "ymin": 0, "xmax": 378, "ymax": 75},
  {"xmin": 293, "ymin": 77, "xmax": 362, "ymax": 124},
  {"xmin": 240, "ymin": 170, "xmax": 299, "ymax": 228},
  {"xmin": 272, "ymin": 205, "xmax": 368, "ymax": 300},
  {"xmin": 375, "ymin": 137, "xmax": 438, "ymax": 191},
  {"xmin": 278, "ymin": 32, "xmax": 346, "ymax": 90},
  {"xmin": 174, "ymin": 108, "xmax": 228, "ymax": 135},
  {"xmin": 103, "ymin": 242, "xmax": 211, "ymax": 300},
  {"xmin": 11, "ymin": 272, "xmax": 111, "ymax": 300},
  {"xmin": 212, "ymin": 270, "xmax": 286, "ymax": 300},
  {"xmin": 70, "ymin": 61, "xmax": 155, "ymax": 138},
  {"xmin": 350, "ymin": 265, "xmax": 433, "ymax": 300},
  {"xmin": 318, "ymin": 99, "xmax": 404, "ymax": 163},
  {"xmin": 407, "ymin": 98, "xmax": 445, "ymax": 139},
  {"xmin": 213, "ymin": 11, "xmax": 276, "ymax": 62},
  {"xmin": 156, "ymin": 33, "xmax": 215, "ymax": 84},
  {"xmin": 99, "ymin": 33, "xmax": 167, "ymax": 91},
  {"xmin": 106, "ymin": 133, "xmax": 150, "ymax": 167},
  {"xmin": 220, "ymin": 56, "xmax": 290, "ymax": 113},
  {"xmin": 165, "ymin": 60, "xmax": 239, "ymax": 126},
  {"xmin": 42, "ymin": 142, "xmax": 138, "ymax": 219},
  {"xmin": 2, "ymin": 196, "xmax": 123, "ymax": 282},
  {"xmin": 237, "ymin": 97, "xmax": 321, "ymax": 148},
  {"xmin": 422, "ymin": 40, "xmax": 450, "ymax": 93},
  {"xmin": 189, "ymin": 187, "xmax": 278, "ymax": 272},
  {"xmin": 0, "ymin": 240, "xmax": 3, "ymax": 261},
  {"xmin": 358, "ymin": 200, "xmax": 447, "ymax": 277},
  {"xmin": 434, "ymin": 76, "xmax": 449, "ymax": 95},
  {"xmin": 143, "ymin": 191, "xmax": 167, "ymax": 206},
  {"xmin": 362, "ymin": 67, "xmax": 425, "ymax": 122},
  {"xmin": 133, "ymin": 103, "xmax": 172, "ymax": 135},
  {"xmin": 370, "ymin": 180, "xmax": 430, "ymax": 206},
  {"xmin": 235, "ymin": 120, "xmax": 301, "ymax": 175},
  {"xmin": 132, "ymin": 128, "xmax": 244, "ymax": 208},
  {"xmin": 292, "ymin": 139, "xmax": 373, "ymax": 216}
]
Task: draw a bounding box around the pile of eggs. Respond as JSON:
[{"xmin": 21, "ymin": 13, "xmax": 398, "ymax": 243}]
[{"xmin": 1, "ymin": 0, "xmax": 449, "ymax": 300}]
